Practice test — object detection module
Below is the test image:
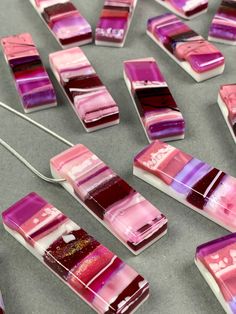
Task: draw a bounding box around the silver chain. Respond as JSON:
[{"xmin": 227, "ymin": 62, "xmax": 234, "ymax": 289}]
[{"xmin": 0, "ymin": 101, "xmax": 74, "ymax": 184}]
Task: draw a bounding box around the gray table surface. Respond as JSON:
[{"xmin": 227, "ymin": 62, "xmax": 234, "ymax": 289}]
[{"xmin": 0, "ymin": 0, "xmax": 235, "ymax": 313}]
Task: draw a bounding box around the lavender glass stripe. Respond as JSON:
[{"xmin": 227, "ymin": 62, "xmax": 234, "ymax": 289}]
[{"xmin": 171, "ymin": 158, "xmax": 213, "ymax": 194}]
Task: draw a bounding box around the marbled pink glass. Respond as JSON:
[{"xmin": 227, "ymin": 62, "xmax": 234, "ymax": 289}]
[{"xmin": 218, "ymin": 84, "xmax": 236, "ymax": 143}]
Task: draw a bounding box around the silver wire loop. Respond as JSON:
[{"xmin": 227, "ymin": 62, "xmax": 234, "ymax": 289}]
[{"xmin": 0, "ymin": 101, "xmax": 74, "ymax": 184}]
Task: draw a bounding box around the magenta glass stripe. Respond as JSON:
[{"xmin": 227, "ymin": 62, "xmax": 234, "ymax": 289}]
[{"xmin": 155, "ymin": 0, "xmax": 208, "ymax": 18}]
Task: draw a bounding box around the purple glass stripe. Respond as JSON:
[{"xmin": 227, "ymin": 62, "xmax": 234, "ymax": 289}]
[
  {"xmin": 76, "ymin": 166, "xmax": 110, "ymax": 186},
  {"xmin": 196, "ymin": 233, "xmax": 236, "ymax": 258}
]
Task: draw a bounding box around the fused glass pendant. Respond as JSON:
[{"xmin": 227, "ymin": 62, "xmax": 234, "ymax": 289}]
[
  {"xmin": 134, "ymin": 140, "xmax": 236, "ymax": 232},
  {"xmin": 147, "ymin": 13, "xmax": 225, "ymax": 82},
  {"xmin": 124, "ymin": 57, "xmax": 185, "ymax": 142},
  {"xmin": 196, "ymin": 233, "xmax": 236, "ymax": 314},
  {"xmin": 49, "ymin": 47, "xmax": 120, "ymax": 132},
  {"xmin": 2, "ymin": 193, "xmax": 149, "ymax": 313},
  {"xmin": 50, "ymin": 144, "xmax": 168, "ymax": 254},
  {"xmin": 30, "ymin": 0, "xmax": 93, "ymax": 48},
  {"xmin": 1, "ymin": 33, "xmax": 57, "ymax": 113}
]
